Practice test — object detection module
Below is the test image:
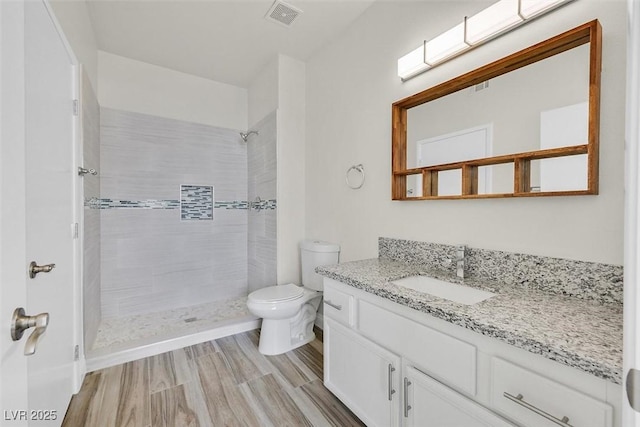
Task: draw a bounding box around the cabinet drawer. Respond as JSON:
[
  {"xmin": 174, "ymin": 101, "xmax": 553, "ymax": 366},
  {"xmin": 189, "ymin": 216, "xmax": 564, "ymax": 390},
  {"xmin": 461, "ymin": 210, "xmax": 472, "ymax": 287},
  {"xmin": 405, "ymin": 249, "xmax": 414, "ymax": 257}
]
[
  {"xmin": 405, "ymin": 366, "xmax": 515, "ymax": 427},
  {"xmin": 491, "ymin": 357, "xmax": 612, "ymax": 427},
  {"xmin": 323, "ymin": 282, "xmax": 352, "ymax": 326},
  {"xmin": 358, "ymin": 299, "xmax": 476, "ymax": 396}
]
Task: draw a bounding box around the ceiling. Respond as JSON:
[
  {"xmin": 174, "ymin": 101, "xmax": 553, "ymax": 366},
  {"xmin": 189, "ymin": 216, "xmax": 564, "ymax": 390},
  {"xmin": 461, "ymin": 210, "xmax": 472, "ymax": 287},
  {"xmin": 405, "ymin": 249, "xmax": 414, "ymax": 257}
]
[{"xmin": 86, "ymin": 0, "xmax": 378, "ymax": 88}]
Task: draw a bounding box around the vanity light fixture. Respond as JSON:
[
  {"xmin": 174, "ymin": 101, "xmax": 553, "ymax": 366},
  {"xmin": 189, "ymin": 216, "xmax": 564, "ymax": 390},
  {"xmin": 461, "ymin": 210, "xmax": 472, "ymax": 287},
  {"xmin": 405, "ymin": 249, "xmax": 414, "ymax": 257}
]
[
  {"xmin": 425, "ymin": 22, "xmax": 470, "ymax": 64},
  {"xmin": 397, "ymin": 45, "xmax": 430, "ymax": 80},
  {"xmin": 397, "ymin": 0, "xmax": 574, "ymax": 80},
  {"xmin": 465, "ymin": 0, "xmax": 524, "ymax": 45}
]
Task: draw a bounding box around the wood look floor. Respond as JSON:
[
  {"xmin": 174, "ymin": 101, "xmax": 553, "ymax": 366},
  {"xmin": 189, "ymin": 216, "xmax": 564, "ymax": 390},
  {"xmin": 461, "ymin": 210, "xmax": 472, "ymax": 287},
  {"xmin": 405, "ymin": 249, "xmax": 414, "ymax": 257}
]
[{"xmin": 63, "ymin": 329, "xmax": 364, "ymax": 427}]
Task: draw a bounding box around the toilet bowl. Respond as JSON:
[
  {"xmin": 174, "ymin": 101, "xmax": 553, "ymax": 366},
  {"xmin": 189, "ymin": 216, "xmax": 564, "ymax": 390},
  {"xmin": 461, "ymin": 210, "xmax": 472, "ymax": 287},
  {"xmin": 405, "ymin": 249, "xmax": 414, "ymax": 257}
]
[{"xmin": 247, "ymin": 240, "xmax": 340, "ymax": 355}]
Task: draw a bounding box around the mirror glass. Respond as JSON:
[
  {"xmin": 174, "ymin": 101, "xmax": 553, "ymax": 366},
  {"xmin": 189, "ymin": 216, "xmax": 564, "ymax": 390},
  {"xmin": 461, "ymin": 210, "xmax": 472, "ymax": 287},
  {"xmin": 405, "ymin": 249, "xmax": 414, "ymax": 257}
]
[
  {"xmin": 404, "ymin": 44, "xmax": 589, "ymax": 196},
  {"xmin": 393, "ymin": 21, "xmax": 601, "ymax": 200}
]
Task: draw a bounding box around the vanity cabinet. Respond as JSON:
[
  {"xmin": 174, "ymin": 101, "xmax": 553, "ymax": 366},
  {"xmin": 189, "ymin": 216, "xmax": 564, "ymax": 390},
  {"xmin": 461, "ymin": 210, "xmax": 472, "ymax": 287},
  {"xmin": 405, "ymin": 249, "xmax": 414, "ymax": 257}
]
[
  {"xmin": 322, "ymin": 278, "xmax": 619, "ymax": 427},
  {"xmin": 324, "ymin": 317, "xmax": 401, "ymax": 427}
]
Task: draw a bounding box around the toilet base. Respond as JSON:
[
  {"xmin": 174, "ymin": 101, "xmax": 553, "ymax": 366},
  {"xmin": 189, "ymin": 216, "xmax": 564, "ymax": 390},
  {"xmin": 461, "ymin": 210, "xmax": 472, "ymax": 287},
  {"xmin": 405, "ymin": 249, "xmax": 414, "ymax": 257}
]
[
  {"xmin": 258, "ymin": 318, "xmax": 316, "ymax": 355},
  {"xmin": 256, "ymin": 296, "xmax": 321, "ymax": 355}
]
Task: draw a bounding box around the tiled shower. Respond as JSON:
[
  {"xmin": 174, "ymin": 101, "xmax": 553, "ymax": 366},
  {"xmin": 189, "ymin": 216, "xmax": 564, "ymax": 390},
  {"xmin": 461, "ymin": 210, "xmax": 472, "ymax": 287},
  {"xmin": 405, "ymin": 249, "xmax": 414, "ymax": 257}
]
[
  {"xmin": 248, "ymin": 111, "xmax": 277, "ymax": 293},
  {"xmin": 81, "ymin": 73, "xmax": 277, "ymax": 355}
]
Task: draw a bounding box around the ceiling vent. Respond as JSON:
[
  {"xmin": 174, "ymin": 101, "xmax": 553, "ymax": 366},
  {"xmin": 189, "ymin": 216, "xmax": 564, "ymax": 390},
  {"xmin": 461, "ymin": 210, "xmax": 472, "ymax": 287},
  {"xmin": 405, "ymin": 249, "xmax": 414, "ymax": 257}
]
[{"xmin": 265, "ymin": 0, "xmax": 302, "ymax": 28}]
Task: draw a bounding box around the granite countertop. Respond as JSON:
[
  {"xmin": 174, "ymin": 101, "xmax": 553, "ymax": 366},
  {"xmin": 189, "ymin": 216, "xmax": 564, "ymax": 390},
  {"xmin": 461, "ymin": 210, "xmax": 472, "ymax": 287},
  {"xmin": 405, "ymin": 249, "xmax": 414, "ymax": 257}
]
[{"xmin": 316, "ymin": 258, "xmax": 623, "ymax": 384}]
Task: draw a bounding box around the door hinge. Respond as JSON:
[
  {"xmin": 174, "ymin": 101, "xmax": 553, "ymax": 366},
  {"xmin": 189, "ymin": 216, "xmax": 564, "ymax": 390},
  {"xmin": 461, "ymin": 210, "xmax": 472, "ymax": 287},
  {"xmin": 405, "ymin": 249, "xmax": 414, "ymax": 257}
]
[
  {"xmin": 74, "ymin": 345, "xmax": 80, "ymax": 361},
  {"xmin": 73, "ymin": 99, "xmax": 79, "ymax": 116},
  {"xmin": 71, "ymin": 223, "xmax": 79, "ymax": 239}
]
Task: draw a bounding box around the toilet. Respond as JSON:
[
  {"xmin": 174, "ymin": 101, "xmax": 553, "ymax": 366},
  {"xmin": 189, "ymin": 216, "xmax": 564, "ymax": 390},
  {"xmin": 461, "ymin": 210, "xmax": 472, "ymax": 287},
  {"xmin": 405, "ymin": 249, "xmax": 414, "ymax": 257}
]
[{"xmin": 247, "ymin": 239, "xmax": 340, "ymax": 355}]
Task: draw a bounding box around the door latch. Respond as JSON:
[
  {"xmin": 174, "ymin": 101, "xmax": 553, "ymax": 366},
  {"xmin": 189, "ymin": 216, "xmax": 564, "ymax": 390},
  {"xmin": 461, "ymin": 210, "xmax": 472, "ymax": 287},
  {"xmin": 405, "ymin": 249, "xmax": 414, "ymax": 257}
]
[{"xmin": 29, "ymin": 261, "xmax": 55, "ymax": 278}]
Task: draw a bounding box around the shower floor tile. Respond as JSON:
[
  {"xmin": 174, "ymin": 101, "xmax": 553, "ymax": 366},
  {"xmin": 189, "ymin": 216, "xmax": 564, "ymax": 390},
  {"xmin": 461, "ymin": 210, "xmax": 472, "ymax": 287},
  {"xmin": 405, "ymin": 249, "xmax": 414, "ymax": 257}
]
[{"xmin": 91, "ymin": 296, "xmax": 254, "ymax": 353}]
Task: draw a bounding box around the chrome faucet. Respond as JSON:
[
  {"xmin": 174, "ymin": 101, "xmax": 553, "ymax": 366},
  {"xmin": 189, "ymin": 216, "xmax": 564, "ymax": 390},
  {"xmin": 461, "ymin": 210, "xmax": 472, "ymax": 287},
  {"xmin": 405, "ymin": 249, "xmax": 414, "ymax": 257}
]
[{"xmin": 456, "ymin": 245, "xmax": 466, "ymax": 279}]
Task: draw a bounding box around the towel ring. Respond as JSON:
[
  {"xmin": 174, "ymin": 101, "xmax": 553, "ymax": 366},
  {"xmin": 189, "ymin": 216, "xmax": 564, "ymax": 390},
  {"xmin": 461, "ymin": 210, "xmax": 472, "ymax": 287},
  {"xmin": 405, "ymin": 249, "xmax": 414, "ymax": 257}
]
[{"xmin": 346, "ymin": 164, "xmax": 365, "ymax": 189}]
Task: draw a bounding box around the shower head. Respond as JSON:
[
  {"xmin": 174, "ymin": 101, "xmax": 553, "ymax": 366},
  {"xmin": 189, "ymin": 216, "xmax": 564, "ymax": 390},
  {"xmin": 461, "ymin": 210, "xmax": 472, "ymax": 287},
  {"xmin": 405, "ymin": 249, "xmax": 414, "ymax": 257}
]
[{"xmin": 240, "ymin": 130, "xmax": 259, "ymax": 142}]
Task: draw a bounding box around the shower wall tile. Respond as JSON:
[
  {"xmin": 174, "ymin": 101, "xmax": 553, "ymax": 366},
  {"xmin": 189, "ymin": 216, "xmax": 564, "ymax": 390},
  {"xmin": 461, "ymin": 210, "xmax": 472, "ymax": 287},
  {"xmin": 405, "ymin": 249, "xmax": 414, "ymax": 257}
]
[
  {"xmin": 100, "ymin": 108, "xmax": 247, "ymax": 201},
  {"xmin": 100, "ymin": 110, "xmax": 248, "ymax": 318},
  {"xmin": 82, "ymin": 72, "xmax": 101, "ymax": 349},
  {"xmin": 83, "ymin": 209, "xmax": 101, "ymax": 343},
  {"xmin": 248, "ymin": 111, "xmax": 278, "ymax": 292},
  {"xmin": 100, "ymin": 285, "xmax": 154, "ymax": 319}
]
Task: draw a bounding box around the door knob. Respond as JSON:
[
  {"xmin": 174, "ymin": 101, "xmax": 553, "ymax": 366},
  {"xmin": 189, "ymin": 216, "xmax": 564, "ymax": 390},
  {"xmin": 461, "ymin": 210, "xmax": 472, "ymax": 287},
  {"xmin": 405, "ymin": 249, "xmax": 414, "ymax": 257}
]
[
  {"xmin": 29, "ymin": 261, "xmax": 55, "ymax": 278},
  {"xmin": 627, "ymin": 368, "xmax": 640, "ymax": 412},
  {"xmin": 11, "ymin": 308, "xmax": 49, "ymax": 356}
]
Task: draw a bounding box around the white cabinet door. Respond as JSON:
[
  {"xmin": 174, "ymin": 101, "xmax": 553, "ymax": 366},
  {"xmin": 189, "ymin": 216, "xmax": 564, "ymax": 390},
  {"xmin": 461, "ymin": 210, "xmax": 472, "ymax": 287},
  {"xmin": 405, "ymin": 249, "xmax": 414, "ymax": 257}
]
[
  {"xmin": 404, "ymin": 366, "xmax": 515, "ymax": 427},
  {"xmin": 324, "ymin": 318, "xmax": 401, "ymax": 427}
]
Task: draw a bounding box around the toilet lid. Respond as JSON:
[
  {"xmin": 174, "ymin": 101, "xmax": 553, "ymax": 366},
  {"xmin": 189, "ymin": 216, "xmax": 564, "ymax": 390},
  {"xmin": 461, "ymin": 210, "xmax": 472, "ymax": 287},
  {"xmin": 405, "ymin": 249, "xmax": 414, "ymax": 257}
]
[{"xmin": 249, "ymin": 283, "xmax": 304, "ymax": 303}]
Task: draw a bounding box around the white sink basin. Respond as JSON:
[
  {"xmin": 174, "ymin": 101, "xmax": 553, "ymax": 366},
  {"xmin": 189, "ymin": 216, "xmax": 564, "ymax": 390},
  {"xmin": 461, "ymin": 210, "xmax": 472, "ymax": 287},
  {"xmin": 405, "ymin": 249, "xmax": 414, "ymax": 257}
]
[{"xmin": 392, "ymin": 276, "xmax": 495, "ymax": 305}]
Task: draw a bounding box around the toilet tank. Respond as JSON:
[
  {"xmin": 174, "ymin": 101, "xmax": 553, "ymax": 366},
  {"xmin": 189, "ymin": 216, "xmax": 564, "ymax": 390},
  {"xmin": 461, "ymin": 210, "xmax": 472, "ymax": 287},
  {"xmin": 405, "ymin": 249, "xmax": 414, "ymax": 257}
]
[{"xmin": 300, "ymin": 240, "xmax": 340, "ymax": 291}]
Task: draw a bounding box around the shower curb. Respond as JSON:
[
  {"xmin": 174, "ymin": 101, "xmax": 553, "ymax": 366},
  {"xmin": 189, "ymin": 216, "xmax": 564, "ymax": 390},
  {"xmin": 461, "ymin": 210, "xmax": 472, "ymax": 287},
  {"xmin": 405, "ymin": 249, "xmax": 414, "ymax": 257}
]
[{"xmin": 85, "ymin": 316, "xmax": 260, "ymax": 372}]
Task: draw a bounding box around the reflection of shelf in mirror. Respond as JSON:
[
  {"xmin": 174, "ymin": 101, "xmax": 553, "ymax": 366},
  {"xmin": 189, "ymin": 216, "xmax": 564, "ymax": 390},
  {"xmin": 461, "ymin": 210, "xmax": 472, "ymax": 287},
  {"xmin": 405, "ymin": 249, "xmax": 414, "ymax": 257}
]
[
  {"xmin": 394, "ymin": 145, "xmax": 591, "ymax": 200},
  {"xmin": 393, "ymin": 144, "xmax": 588, "ymax": 175},
  {"xmin": 399, "ymin": 190, "xmax": 593, "ymax": 200}
]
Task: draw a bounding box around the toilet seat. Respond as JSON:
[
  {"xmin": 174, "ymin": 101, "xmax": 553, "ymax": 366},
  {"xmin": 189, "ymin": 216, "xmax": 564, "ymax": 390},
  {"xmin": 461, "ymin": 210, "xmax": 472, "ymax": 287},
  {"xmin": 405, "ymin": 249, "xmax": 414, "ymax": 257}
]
[{"xmin": 248, "ymin": 283, "xmax": 304, "ymax": 303}]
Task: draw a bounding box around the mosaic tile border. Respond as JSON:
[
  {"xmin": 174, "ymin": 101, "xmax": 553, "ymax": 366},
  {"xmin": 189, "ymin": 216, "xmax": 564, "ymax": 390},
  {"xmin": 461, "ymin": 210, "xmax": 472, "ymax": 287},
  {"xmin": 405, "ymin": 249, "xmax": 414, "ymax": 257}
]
[
  {"xmin": 85, "ymin": 198, "xmax": 275, "ymax": 211},
  {"xmin": 85, "ymin": 198, "xmax": 180, "ymax": 209},
  {"xmin": 379, "ymin": 237, "xmax": 623, "ymax": 305},
  {"xmin": 249, "ymin": 199, "xmax": 277, "ymax": 210}
]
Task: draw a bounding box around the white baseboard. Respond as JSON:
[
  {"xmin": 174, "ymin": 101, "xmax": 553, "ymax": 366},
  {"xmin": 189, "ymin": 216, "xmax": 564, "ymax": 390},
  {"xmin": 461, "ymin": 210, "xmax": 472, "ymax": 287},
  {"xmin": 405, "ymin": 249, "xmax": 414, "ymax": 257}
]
[{"xmin": 86, "ymin": 316, "xmax": 260, "ymax": 372}]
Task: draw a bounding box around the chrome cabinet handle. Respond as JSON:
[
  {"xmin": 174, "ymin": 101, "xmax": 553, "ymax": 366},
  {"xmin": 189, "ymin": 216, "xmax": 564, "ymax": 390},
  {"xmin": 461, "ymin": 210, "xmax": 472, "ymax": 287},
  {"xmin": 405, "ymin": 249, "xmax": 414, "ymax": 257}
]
[
  {"xmin": 29, "ymin": 261, "xmax": 55, "ymax": 278},
  {"xmin": 388, "ymin": 364, "xmax": 396, "ymax": 401},
  {"xmin": 11, "ymin": 308, "xmax": 49, "ymax": 356},
  {"xmin": 324, "ymin": 300, "xmax": 342, "ymax": 311},
  {"xmin": 404, "ymin": 377, "xmax": 412, "ymax": 417},
  {"xmin": 503, "ymin": 392, "xmax": 572, "ymax": 426},
  {"xmin": 404, "ymin": 377, "xmax": 411, "ymax": 418}
]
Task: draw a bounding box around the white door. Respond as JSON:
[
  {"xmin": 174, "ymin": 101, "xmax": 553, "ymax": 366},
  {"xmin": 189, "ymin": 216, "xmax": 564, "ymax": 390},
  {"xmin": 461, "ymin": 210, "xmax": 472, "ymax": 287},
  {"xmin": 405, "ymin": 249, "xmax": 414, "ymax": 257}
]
[
  {"xmin": 624, "ymin": 0, "xmax": 640, "ymax": 424},
  {"xmin": 324, "ymin": 318, "xmax": 401, "ymax": 427},
  {"xmin": 0, "ymin": 0, "xmax": 79, "ymax": 425},
  {"xmin": 403, "ymin": 366, "xmax": 515, "ymax": 427}
]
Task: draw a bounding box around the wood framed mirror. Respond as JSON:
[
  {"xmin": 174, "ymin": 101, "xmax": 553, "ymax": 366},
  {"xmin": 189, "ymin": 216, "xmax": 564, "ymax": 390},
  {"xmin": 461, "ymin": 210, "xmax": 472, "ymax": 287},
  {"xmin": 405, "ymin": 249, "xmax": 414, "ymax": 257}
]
[{"xmin": 392, "ymin": 20, "xmax": 601, "ymax": 200}]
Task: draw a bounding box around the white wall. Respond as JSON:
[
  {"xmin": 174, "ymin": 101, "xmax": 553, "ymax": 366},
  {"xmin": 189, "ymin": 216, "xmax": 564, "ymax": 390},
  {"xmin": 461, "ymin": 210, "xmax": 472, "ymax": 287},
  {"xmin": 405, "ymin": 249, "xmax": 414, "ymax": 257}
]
[
  {"xmin": 49, "ymin": 0, "xmax": 98, "ymax": 92},
  {"xmin": 305, "ymin": 0, "xmax": 627, "ymax": 265},
  {"xmin": 248, "ymin": 54, "xmax": 307, "ymax": 284},
  {"xmin": 98, "ymin": 51, "xmax": 247, "ymax": 131},
  {"xmin": 248, "ymin": 58, "xmax": 278, "ymax": 129},
  {"xmin": 277, "ymin": 55, "xmax": 306, "ymax": 284}
]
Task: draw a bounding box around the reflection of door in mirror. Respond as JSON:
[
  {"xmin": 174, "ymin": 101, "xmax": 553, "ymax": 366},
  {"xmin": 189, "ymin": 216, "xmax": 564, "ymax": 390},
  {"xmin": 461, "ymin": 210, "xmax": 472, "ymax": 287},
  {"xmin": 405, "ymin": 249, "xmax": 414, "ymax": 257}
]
[
  {"xmin": 407, "ymin": 125, "xmax": 492, "ymax": 197},
  {"xmin": 536, "ymin": 102, "xmax": 588, "ymax": 192}
]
